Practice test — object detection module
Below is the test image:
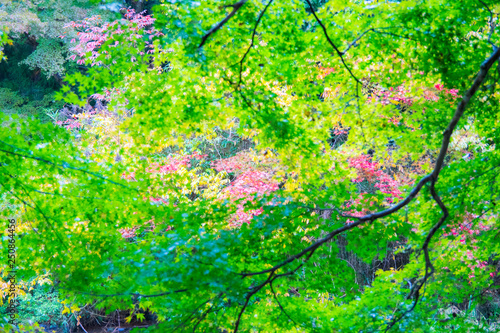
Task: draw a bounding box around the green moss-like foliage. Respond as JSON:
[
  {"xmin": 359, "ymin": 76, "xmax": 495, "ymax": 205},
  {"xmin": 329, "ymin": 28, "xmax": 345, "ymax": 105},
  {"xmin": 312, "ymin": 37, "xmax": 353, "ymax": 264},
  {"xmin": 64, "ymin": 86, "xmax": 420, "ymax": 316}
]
[
  {"xmin": 0, "ymin": 283, "xmax": 63, "ymax": 329},
  {"xmin": 0, "ymin": 35, "xmax": 66, "ymax": 119},
  {"xmin": 19, "ymin": 39, "xmax": 66, "ymax": 79}
]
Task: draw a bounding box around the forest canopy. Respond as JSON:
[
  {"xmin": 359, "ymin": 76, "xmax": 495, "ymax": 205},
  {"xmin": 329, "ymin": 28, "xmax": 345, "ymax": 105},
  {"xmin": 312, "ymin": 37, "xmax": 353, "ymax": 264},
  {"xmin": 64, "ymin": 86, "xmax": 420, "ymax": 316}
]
[{"xmin": 1, "ymin": 0, "xmax": 500, "ymax": 332}]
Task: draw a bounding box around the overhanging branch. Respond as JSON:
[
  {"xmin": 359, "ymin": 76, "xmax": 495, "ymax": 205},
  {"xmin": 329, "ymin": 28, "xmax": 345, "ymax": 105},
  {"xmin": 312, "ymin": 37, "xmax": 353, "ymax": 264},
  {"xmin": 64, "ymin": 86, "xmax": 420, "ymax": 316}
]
[{"xmin": 234, "ymin": 45, "xmax": 500, "ymax": 332}]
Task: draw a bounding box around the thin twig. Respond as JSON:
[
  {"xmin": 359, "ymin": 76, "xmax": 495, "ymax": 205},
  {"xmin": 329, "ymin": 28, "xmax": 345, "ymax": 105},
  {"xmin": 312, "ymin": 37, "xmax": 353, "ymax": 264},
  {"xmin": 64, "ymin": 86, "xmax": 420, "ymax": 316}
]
[
  {"xmin": 3, "ymin": 175, "xmax": 69, "ymax": 250},
  {"xmin": 238, "ymin": 0, "xmax": 274, "ymax": 87},
  {"xmin": 59, "ymin": 287, "xmax": 189, "ymax": 298},
  {"xmin": 477, "ymin": 0, "xmax": 497, "ymax": 47},
  {"xmin": 304, "ymin": 0, "xmax": 361, "ymax": 84},
  {"xmin": 170, "ymin": 296, "xmax": 217, "ymax": 333},
  {"xmin": 297, "ymin": 204, "xmax": 360, "ymax": 219},
  {"xmin": 192, "ymin": 293, "xmax": 223, "ymax": 332},
  {"xmin": 234, "ymin": 272, "xmax": 275, "ymax": 332},
  {"xmin": 341, "ymin": 27, "xmax": 410, "ymax": 55},
  {"xmin": 0, "ymin": 145, "xmax": 134, "ymax": 191},
  {"xmin": 269, "ymin": 281, "xmax": 301, "ymax": 330},
  {"xmin": 73, "ymin": 313, "xmax": 89, "ymax": 333}
]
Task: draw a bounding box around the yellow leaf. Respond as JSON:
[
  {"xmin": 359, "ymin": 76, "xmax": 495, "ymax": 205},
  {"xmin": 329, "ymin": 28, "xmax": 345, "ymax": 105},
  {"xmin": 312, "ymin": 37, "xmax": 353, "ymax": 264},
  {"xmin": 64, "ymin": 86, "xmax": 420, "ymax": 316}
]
[{"xmin": 136, "ymin": 313, "xmax": 145, "ymax": 322}]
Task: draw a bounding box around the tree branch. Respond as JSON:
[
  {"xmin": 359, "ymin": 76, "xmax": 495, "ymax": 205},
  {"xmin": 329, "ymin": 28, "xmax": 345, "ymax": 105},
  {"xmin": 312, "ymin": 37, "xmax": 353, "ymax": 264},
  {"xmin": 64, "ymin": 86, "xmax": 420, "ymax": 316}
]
[
  {"xmin": 241, "ymin": 173, "xmax": 432, "ymax": 278},
  {"xmin": 304, "ymin": 0, "xmax": 361, "ymax": 84},
  {"xmin": 233, "ymin": 249, "xmax": 317, "ymax": 331},
  {"xmin": 238, "ymin": 0, "xmax": 274, "ymax": 87},
  {"xmin": 297, "ymin": 204, "xmax": 360, "ymax": 219},
  {"xmin": 342, "ymin": 27, "xmax": 412, "ymax": 55},
  {"xmin": 0, "ymin": 143, "xmax": 135, "ymax": 191},
  {"xmin": 60, "ymin": 288, "xmax": 189, "ymax": 298},
  {"xmin": 237, "ymin": 46, "xmax": 500, "ymax": 330},
  {"xmin": 432, "ymin": 46, "xmax": 500, "ymax": 180},
  {"xmin": 198, "ymin": 0, "xmax": 249, "ymax": 49},
  {"xmin": 191, "ymin": 293, "xmax": 223, "ymax": 332},
  {"xmin": 234, "ymin": 272, "xmax": 275, "ymax": 332},
  {"xmin": 269, "ymin": 280, "xmax": 301, "ymax": 329},
  {"xmin": 477, "ymin": 0, "xmax": 497, "ymax": 47},
  {"xmin": 385, "ymin": 45, "xmax": 500, "ymax": 330}
]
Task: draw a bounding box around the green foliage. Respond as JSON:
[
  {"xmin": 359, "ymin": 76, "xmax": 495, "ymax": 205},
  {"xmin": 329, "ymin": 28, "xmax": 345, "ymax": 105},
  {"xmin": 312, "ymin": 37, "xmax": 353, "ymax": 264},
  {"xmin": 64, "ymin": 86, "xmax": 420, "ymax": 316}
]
[
  {"xmin": 19, "ymin": 39, "xmax": 67, "ymax": 79},
  {"xmin": 1, "ymin": 0, "xmax": 500, "ymax": 332},
  {"xmin": 0, "ymin": 87, "xmax": 64, "ymax": 120},
  {"xmin": 0, "ymin": 25, "xmax": 10, "ymax": 61},
  {"xmin": 0, "ymin": 284, "xmax": 63, "ymax": 327}
]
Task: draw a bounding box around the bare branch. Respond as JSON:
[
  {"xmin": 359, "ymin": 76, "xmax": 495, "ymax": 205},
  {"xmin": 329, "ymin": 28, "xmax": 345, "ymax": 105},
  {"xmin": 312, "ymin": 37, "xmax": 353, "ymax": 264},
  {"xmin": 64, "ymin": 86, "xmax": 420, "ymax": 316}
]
[
  {"xmin": 242, "ymin": 173, "xmax": 432, "ymax": 278},
  {"xmin": 342, "ymin": 28, "xmax": 378, "ymax": 55},
  {"xmin": 169, "ymin": 296, "xmax": 215, "ymax": 333},
  {"xmin": 342, "ymin": 27, "xmax": 412, "ymax": 54},
  {"xmin": 234, "ymin": 272, "xmax": 274, "ymax": 332},
  {"xmin": 234, "ymin": 249, "xmax": 317, "ymax": 331},
  {"xmin": 192, "ymin": 293, "xmax": 223, "ymax": 332},
  {"xmin": 385, "ymin": 45, "xmax": 500, "ymax": 329},
  {"xmin": 1, "ymin": 176, "xmax": 70, "ymax": 250},
  {"xmin": 59, "ymin": 287, "xmax": 190, "ymax": 299},
  {"xmin": 297, "ymin": 204, "xmax": 360, "ymax": 219},
  {"xmin": 432, "ymin": 46, "xmax": 500, "ymax": 181},
  {"xmin": 269, "ymin": 280, "xmax": 300, "ymax": 328}
]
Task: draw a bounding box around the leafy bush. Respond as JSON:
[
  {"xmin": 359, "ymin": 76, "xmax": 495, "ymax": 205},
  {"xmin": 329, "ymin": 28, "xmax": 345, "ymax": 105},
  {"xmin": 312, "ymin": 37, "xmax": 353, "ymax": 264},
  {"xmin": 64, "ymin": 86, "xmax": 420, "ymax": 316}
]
[
  {"xmin": 15, "ymin": 285, "xmax": 63, "ymax": 328},
  {"xmin": 19, "ymin": 39, "xmax": 66, "ymax": 79},
  {"xmin": 0, "ymin": 277, "xmax": 64, "ymax": 331},
  {"xmin": 0, "ymin": 87, "xmax": 64, "ymax": 120}
]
